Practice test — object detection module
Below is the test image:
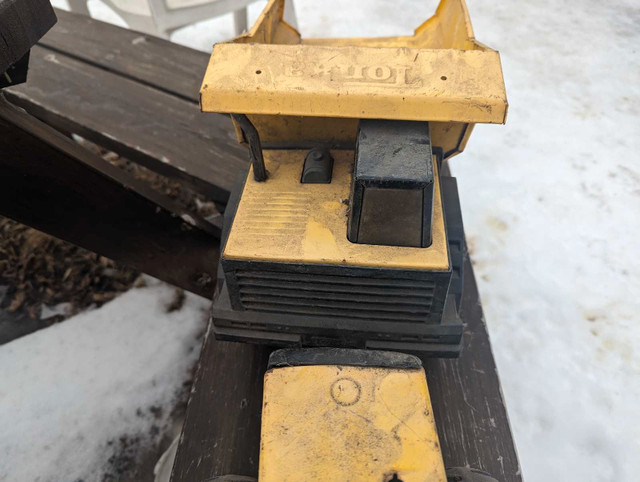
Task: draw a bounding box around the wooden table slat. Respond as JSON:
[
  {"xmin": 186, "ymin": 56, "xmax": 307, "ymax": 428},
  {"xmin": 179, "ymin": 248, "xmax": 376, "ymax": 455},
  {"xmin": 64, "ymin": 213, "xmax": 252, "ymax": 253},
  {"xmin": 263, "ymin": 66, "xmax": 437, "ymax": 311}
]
[
  {"xmin": 7, "ymin": 45, "xmax": 248, "ymax": 202},
  {"xmin": 41, "ymin": 8, "xmax": 209, "ymax": 102},
  {"xmin": 424, "ymin": 260, "xmax": 522, "ymax": 480},
  {"xmin": 0, "ymin": 95, "xmax": 220, "ymax": 298}
]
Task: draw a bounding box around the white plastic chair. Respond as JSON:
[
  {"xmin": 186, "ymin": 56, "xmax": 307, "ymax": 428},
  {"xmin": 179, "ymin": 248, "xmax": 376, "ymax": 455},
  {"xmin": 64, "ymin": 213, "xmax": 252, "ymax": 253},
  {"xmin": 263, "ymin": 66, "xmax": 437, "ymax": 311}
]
[{"xmin": 67, "ymin": 0, "xmax": 297, "ymax": 38}]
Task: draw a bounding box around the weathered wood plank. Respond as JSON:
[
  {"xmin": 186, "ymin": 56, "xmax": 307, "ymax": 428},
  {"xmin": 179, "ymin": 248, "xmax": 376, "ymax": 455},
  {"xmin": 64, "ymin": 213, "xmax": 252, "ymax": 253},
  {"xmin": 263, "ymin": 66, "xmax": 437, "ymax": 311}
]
[
  {"xmin": 0, "ymin": 0, "xmax": 56, "ymax": 72},
  {"xmin": 171, "ymin": 332, "xmax": 271, "ymax": 481},
  {"xmin": 424, "ymin": 164, "xmax": 521, "ymax": 481},
  {"xmin": 39, "ymin": 8, "xmax": 208, "ymax": 102},
  {"xmin": 6, "ymin": 45, "xmax": 248, "ymax": 202},
  {"xmin": 0, "ymin": 95, "xmax": 219, "ymax": 298},
  {"xmin": 171, "ymin": 253, "xmax": 521, "ymax": 481},
  {"xmin": 423, "ymin": 260, "xmax": 522, "ymax": 481}
]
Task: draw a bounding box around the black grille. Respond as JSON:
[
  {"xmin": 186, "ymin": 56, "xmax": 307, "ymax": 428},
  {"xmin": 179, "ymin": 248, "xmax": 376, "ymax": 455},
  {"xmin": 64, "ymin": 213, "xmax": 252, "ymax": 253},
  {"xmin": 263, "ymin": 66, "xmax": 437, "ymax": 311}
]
[{"xmin": 234, "ymin": 270, "xmax": 435, "ymax": 323}]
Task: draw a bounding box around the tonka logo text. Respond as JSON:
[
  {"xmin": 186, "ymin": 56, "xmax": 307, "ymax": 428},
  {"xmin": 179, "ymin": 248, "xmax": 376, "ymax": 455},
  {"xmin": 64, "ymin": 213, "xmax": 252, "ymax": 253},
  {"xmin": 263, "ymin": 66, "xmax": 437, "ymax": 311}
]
[{"xmin": 284, "ymin": 64, "xmax": 420, "ymax": 87}]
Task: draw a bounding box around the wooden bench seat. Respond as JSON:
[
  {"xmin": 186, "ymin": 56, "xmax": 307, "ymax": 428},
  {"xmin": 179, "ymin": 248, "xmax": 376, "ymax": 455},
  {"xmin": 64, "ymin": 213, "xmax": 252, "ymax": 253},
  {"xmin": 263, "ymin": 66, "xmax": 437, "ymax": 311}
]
[{"xmin": 6, "ymin": 9, "xmax": 247, "ymax": 203}]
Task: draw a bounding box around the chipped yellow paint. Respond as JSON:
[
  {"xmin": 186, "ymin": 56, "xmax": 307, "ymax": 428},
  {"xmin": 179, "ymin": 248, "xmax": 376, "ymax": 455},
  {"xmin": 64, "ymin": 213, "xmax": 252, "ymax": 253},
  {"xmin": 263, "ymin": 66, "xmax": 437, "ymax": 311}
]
[
  {"xmin": 222, "ymin": 150, "xmax": 450, "ymax": 271},
  {"xmin": 259, "ymin": 363, "xmax": 446, "ymax": 481},
  {"xmin": 201, "ymin": 43, "xmax": 506, "ymax": 124},
  {"xmin": 200, "ymin": 0, "xmax": 507, "ymax": 158}
]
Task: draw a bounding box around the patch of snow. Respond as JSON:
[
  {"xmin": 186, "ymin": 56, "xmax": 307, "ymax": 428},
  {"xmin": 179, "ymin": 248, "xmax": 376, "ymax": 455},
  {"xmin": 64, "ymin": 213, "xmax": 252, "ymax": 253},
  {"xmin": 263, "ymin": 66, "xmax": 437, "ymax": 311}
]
[
  {"xmin": 39, "ymin": 302, "xmax": 73, "ymax": 320},
  {"xmin": 42, "ymin": 53, "xmax": 61, "ymax": 64},
  {"xmin": 132, "ymin": 35, "xmax": 147, "ymax": 45},
  {"xmin": 0, "ymin": 278, "xmax": 208, "ymax": 481},
  {"xmin": 179, "ymin": 213, "xmax": 196, "ymax": 226},
  {"xmin": 153, "ymin": 434, "xmax": 180, "ymax": 482}
]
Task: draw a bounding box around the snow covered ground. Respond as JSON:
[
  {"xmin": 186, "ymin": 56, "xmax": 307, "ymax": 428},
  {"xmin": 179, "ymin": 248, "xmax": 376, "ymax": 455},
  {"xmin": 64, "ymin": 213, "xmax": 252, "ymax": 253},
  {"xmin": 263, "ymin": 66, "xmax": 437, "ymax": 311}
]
[
  {"xmin": 2, "ymin": 0, "xmax": 639, "ymax": 480},
  {"xmin": 0, "ymin": 278, "xmax": 208, "ymax": 480},
  {"xmin": 449, "ymin": 1, "xmax": 640, "ymax": 479}
]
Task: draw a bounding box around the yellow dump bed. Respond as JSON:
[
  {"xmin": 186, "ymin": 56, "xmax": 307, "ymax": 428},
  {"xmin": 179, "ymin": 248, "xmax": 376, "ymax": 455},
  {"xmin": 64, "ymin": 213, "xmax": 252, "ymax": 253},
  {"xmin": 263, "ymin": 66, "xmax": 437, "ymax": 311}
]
[
  {"xmin": 201, "ymin": 44, "xmax": 506, "ymax": 124},
  {"xmin": 200, "ymin": 0, "xmax": 507, "ymax": 158}
]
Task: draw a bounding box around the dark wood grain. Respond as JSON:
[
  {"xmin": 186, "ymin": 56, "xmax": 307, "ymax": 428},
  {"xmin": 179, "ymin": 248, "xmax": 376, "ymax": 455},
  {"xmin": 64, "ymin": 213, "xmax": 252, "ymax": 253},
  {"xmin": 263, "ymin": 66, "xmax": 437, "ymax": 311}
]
[
  {"xmin": 423, "ymin": 259, "xmax": 522, "ymax": 481},
  {"xmin": 5, "ymin": 9, "xmax": 249, "ymax": 202},
  {"xmin": 39, "ymin": 8, "xmax": 208, "ymax": 102},
  {"xmin": 0, "ymin": 0, "xmax": 56, "ymax": 72},
  {"xmin": 0, "ymin": 95, "xmax": 220, "ymax": 298},
  {"xmin": 171, "ymin": 332, "xmax": 271, "ymax": 481},
  {"xmin": 171, "ymin": 258, "xmax": 521, "ymax": 482},
  {"xmin": 6, "ymin": 45, "xmax": 248, "ymax": 202}
]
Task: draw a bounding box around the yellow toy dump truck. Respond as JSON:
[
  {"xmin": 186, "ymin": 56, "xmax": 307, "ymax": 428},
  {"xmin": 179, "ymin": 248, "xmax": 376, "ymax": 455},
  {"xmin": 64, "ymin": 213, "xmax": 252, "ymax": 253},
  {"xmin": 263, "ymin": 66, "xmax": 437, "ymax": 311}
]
[{"xmin": 200, "ymin": 0, "xmax": 507, "ymax": 479}]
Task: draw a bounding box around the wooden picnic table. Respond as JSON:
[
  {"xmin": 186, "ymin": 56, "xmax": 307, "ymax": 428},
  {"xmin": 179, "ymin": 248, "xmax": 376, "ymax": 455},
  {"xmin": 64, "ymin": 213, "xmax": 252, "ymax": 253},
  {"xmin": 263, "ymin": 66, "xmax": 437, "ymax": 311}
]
[{"xmin": 1, "ymin": 9, "xmax": 522, "ymax": 482}]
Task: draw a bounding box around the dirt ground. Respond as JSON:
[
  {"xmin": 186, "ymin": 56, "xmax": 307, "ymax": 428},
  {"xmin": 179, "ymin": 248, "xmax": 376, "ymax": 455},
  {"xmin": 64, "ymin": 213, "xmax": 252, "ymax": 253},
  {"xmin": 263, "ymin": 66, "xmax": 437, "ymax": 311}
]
[{"xmin": 0, "ymin": 216, "xmax": 140, "ymax": 324}]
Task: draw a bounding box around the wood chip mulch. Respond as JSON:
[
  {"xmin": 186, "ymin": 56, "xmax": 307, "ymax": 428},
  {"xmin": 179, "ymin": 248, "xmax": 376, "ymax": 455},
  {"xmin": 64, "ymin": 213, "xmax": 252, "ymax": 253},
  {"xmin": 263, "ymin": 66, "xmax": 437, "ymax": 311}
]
[{"xmin": 0, "ymin": 216, "xmax": 140, "ymax": 322}]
